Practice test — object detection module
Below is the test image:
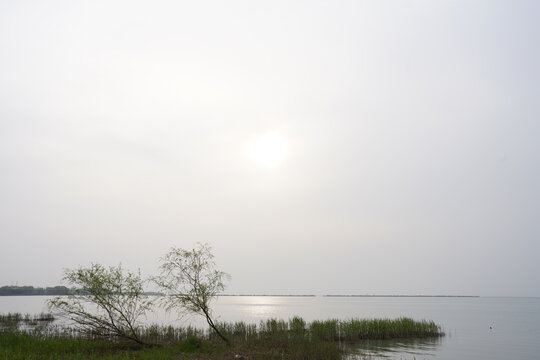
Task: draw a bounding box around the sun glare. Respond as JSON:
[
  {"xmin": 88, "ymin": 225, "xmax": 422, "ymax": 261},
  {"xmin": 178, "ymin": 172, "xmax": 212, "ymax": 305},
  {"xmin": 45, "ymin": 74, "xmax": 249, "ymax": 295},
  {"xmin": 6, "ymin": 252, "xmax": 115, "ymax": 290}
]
[{"xmin": 248, "ymin": 132, "xmax": 287, "ymax": 167}]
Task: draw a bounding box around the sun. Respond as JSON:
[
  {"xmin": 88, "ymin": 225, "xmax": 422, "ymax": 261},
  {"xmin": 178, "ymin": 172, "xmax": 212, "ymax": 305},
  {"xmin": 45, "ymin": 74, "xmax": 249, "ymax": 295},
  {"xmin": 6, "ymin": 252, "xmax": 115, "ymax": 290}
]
[{"xmin": 248, "ymin": 132, "xmax": 287, "ymax": 167}]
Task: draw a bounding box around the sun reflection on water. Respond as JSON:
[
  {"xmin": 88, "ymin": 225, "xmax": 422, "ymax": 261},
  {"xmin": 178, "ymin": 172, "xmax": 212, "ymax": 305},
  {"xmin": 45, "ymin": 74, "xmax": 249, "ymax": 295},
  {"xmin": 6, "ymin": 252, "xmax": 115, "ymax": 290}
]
[{"xmin": 236, "ymin": 296, "xmax": 285, "ymax": 319}]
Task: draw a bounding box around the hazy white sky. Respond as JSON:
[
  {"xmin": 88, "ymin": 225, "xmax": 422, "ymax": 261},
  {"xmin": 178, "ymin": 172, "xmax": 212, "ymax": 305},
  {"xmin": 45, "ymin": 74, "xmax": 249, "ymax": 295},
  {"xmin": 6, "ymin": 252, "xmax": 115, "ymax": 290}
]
[{"xmin": 1, "ymin": 0, "xmax": 539, "ymax": 296}]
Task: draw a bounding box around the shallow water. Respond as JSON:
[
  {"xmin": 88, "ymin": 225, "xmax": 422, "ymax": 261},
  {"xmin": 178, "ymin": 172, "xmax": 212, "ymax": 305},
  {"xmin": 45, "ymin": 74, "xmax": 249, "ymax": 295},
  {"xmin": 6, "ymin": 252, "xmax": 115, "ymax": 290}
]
[{"xmin": 1, "ymin": 295, "xmax": 538, "ymax": 359}]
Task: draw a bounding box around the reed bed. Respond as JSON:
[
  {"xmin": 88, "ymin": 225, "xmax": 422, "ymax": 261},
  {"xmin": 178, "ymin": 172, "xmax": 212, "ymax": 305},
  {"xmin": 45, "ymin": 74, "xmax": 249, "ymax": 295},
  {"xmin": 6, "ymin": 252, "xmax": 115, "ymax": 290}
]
[
  {"xmin": 136, "ymin": 324, "xmax": 206, "ymax": 343},
  {"xmin": 1, "ymin": 312, "xmax": 442, "ymax": 343},
  {"xmin": 0, "ymin": 312, "xmax": 55, "ymax": 323},
  {"xmin": 0, "ymin": 312, "xmax": 442, "ymax": 360},
  {"xmin": 214, "ymin": 316, "xmax": 443, "ymax": 344},
  {"xmin": 0, "ymin": 312, "xmax": 55, "ymax": 332},
  {"xmin": 310, "ymin": 317, "xmax": 443, "ymax": 341}
]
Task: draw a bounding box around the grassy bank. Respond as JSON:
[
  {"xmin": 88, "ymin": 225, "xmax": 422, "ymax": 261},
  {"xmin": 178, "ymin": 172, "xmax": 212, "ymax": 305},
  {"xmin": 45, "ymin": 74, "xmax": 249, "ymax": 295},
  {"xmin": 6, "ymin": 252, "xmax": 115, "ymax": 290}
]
[
  {"xmin": 0, "ymin": 331, "xmax": 341, "ymax": 360},
  {"xmin": 1, "ymin": 313, "xmax": 443, "ymax": 359}
]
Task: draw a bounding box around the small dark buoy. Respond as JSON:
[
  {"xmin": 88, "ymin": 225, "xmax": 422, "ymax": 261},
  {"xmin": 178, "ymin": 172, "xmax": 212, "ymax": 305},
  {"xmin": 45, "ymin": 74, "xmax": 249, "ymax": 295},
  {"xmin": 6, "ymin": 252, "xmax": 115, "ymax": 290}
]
[{"xmin": 489, "ymin": 326, "xmax": 492, "ymax": 329}]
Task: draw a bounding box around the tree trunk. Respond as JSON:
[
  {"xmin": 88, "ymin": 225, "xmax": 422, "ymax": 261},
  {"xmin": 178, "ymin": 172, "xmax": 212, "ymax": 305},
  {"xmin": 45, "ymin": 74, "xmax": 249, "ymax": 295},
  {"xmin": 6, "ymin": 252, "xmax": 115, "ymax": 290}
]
[{"xmin": 204, "ymin": 311, "xmax": 231, "ymax": 346}]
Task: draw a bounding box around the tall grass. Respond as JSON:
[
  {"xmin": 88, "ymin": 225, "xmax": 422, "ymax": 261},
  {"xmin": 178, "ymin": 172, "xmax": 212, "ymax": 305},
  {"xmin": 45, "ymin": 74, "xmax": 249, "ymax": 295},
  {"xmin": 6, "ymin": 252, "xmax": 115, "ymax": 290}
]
[
  {"xmin": 0, "ymin": 312, "xmax": 54, "ymax": 324},
  {"xmin": 0, "ymin": 312, "xmax": 442, "ymax": 360},
  {"xmin": 0, "ymin": 331, "xmax": 175, "ymax": 360},
  {"xmin": 213, "ymin": 316, "xmax": 442, "ymax": 343},
  {"xmin": 0, "ymin": 312, "xmax": 55, "ymax": 333},
  {"xmin": 310, "ymin": 317, "xmax": 443, "ymax": 341},
  {"xmin": 136, "ymin": 324, "xmax": 205, "ymax": 343},
  {"xmin": 1, "ymin": 312, "xmax": 442, "ymax": 343}
]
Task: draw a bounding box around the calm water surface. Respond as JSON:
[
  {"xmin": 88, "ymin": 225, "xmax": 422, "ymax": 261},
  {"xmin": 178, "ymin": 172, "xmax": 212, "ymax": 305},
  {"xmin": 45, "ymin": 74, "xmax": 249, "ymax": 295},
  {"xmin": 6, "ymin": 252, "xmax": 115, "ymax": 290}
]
[{"xmin": 1, "ymin": 296, "xmax": 538, "ymax": 359}]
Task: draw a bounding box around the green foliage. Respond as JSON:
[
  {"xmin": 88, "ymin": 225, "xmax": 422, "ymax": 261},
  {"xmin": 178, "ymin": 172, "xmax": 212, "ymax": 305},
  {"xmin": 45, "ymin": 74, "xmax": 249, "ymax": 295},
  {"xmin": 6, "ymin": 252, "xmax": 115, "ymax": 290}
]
[
  {"xmin": 310, "ymin": 319, "xmax": 339, "ymax": 341},
  {"xmin": 289, "ymin": 316, "xmax": 307, "ymax": 335},
  {"xmin": 0, "ymin": 328, "xmax": 341, "ymax": 360},
  {"xmin": 308, "ymin": 317, "xmax": 443, "ymax": 341},
  {"xmin": 0, "ymin": 313, "xmax": 442, "ymax": 360},
  {"xmin": 213, "ymin": 316, "xmax": 443, "ymax": 343},
  {"xmin": 47, "ymin": 264, "xmax": 153, "ymax": 345},
  {"xmin": 154, "ymin": 243, "xmax": 230, "ymax": 345},
  {"xmin": 154, "ymin": 243, "xmax": 228, "ymax": 315},
  {"xmin": 177, "ymin": 337, "xmax": 202, "ymax": 353},
  {"xmin": 0, "ymin": 330, "xmax": 180, "ymax": 360},
  {"xmin": 0, "ymin": 330, "xmax": 136, "ymax": 359}
]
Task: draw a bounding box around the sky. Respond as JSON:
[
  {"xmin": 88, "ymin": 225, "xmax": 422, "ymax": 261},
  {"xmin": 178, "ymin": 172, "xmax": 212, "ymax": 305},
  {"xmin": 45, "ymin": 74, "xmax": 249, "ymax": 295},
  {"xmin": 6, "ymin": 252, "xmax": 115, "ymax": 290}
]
[{"xmin": 1, "ymin": 0, "xmax": 539, "ymax": 297}]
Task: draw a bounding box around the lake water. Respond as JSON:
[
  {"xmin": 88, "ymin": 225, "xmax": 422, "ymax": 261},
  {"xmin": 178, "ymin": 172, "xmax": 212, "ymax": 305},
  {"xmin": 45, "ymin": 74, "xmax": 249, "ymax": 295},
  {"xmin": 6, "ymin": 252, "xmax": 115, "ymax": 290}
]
[{"xmin": 1, "ymin": 296, "xmax": 539, "ymax": 359}]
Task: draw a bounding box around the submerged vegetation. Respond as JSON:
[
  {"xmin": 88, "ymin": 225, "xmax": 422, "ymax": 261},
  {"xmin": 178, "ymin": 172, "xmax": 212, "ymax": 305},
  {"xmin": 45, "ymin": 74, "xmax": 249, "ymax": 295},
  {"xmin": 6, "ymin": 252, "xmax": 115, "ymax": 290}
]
[{"xmin": 1, "ymin": 312, "xmax": 443, "ymax": 359}]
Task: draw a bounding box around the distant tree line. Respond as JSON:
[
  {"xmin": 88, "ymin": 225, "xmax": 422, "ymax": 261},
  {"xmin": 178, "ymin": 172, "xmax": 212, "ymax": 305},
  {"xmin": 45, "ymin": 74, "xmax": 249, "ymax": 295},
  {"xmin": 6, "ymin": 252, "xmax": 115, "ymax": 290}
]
[{"xmin": 0, "ymin": 286, "xmax": 71, "ymax": 296}]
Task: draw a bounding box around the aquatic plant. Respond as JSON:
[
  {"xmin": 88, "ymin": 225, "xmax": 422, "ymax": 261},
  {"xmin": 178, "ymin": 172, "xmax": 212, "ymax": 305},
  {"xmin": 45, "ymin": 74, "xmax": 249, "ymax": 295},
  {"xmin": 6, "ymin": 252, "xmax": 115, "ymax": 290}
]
[{"xmin": 0, "ymin": 312, "xmax": 443, "ymax": 360}]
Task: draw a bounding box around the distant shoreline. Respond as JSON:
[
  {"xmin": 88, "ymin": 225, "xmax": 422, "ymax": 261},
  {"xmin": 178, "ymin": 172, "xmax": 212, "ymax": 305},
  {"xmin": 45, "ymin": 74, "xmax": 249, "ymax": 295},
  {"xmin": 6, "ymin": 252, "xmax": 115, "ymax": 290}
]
[
  {"xmin": 219, "ymin": 294, "xmax": 316, "ymax": 297},
  {"xmin": 0, "ymin": 286, "xmax": 479, "ymax": 297},
  {"xmin": 0, "ymin": 294, "xmax": 479, "ymax": 297},
  {"xmin": 322, "ymin": 294, "xmax": 480, "ymax": 298},
  {"xmin": 219, "ymin": 294, "xmax": 479, "ymax": 298}
]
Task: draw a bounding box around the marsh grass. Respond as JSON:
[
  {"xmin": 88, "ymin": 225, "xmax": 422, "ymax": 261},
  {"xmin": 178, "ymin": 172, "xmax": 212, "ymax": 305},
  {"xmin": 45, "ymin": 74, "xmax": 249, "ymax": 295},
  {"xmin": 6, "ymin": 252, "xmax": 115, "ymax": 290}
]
[
  {"xmin": 0, "ymin": 313, "xmax": 55, "ymax": 333},
  {"xmin": 310, "ymin": 317, "xmax": 443, "ymax": 341},
  {"xmin": 0, "ymin": 313, "xmax": 442, "ymax": 360},
  {"xmin": 214, "ymin": 316, "xmax": 442, "ymax": 344},
  {"xmin": 0, "ymin": 312, "xmax": 55, "ymax": 324},
  {"xmin": 0, "ymin": 331, "xmax": 176, "ymax": 360},
  {"xmin": 0, "ymin": 330, "xmax": 339, "ymax": 360}
]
